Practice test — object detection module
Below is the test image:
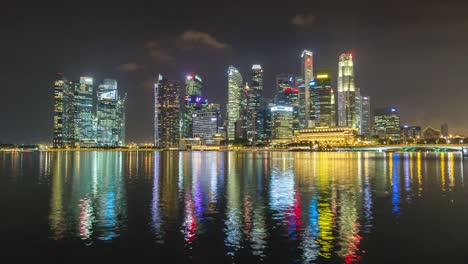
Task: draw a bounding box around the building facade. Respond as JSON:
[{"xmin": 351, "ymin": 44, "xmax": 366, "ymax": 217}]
[
  {"xmin": 310, "ymin": 72, "xmax": 335, "ymax": 127},
  {"xmin": 192, "ymin": 111, "xmax": 218, "ymax": 140},
  {"xmin": 301, "ymin": 50, "xmax": 314, "ymax": 128},
  {"xmin": 181, "ymin": 75, "xmax": 203, "ymax": 139},
  {"xmin": 246, "ymin": 64, "xmax": 263, "ymax": 141},
  {"xmin": 154, "ymin": 74, "xmax": 181, "ymax": 148},
  {"xmin": 53, "ymin": 73, "xmax": 75, "ymax": 148},
  {"xmin": 294, "ymin": 126, "xmax": 358, "ymax": 146},
  {"xmin": 359, "ymin": 95, "xmax": 371, "ymax": 137},
  {"xmin": 337, "ymin": 53, "xmax": 359, "ymax": 130},
  {"xmin": 226, "ymin": 66, "xmax": 244, "ymax": 141},
  {"xmin": 275, "ymin": 73, "xmax": 294, "ymax": 104},
  {"xmin": 97, "ymin": 79, "xmax": 126, "ymax": 147},
  {"xmin": 270, "ymin": 106, "xmax": 294, "ymax": 141},
  {"xmin": 373, "ymin": 107, "xmax": 401, "ymax": 142},
  {"xmin": 259, "ymin": 98, "xmax": 274, "ymax": 140},
  {"xmin": 74, "ymin": 77, "xmax": 95, "ymax": 145},
  {"xmin": 295, "ymin": 75, "xmax": 307, "ymax": 128}
]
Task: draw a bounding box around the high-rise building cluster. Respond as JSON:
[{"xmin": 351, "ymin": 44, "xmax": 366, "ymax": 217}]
[
  {"xmin": 51, "ymin": 50, "xmax": 455, "ymax": 149},
  {"xmin": 53, "ymin": 73, "xmax": 126, "ymax": 148},
  {"xmin": 153, "ymin": 51, "xmax": 375, "ymax": 149},
  {"xmin": 154, "ymin": 73, "xmax": 222, "ymax": 149},
  {"xmin": 224, "ymin": 51, "xmax": 371, "ymax": 146}
]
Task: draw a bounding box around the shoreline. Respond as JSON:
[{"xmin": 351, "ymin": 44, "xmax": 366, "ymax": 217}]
[{"xmin": 1, "ymin": 147, "xmax": 466, "ymax": 154}]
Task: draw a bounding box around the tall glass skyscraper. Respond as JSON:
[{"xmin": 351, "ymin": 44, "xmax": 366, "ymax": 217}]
[
  {"xmin": 53, "ymin": 73, "xmax": 75, "ymax": 148},
  {"xmin": 97, "ymin": 79, "xmax": 126, "ymax": 147},
  {"xmin": 301, "ymin": 50, "xmax": 314, "ymax": 127},
  {"xmin": 359, "ymin": 95, "xmax": 371, "ymax": 137},
  {"xmin": 310, "ymin": 72, "xmax": 335, "ymax": 127},
  {"xmin": 181, "ymin": 74, "xmax": 204, "ymax": 139},
  {"xmin": 154, "ymin": 74, "xmax": 181, "ymax": 148},
  {"xmin": 337, "ymin": 53, "xmax": 359, "ymax": 129},
  {"xmin": 226, "ymin": 66, "xmax": 243, "ymax": 141},
  {"xmin": 74, "ymin": 77, "xmax": 95, "ymax": 145},
  {"xmin": 246, "ymin": 64, "xmax": 263, "ymax": 141}
]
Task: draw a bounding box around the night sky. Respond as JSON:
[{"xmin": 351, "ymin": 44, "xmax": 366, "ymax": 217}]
[{"xmin": 1, "ymin": 1, "xmax": 467, "ymax": 144}]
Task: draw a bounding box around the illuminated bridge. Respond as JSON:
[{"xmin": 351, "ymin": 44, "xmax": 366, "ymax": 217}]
[{"xmin": 337, "ymin": 145, "xmax": 468, "ymax": 156}]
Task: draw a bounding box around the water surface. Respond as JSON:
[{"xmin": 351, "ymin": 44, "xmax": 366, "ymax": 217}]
[{"xmin": 0, "ymin": 151, "xmax": 467, "ymax": 263}]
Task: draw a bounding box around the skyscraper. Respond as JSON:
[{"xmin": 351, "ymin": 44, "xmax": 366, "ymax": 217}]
[
  {"xmin": 310, "ymin": 72, "xmax": 335, "ymax": 127},
  {"xmin": 116, "ymin": 95, "xmax": 126, "ymax": 146},
  {"xmin": 270, "ymin": 106, "xmax": 294, "ymax": 141},
  {"xmin": 301, "ymin": 50, "xmax": 313, "ymax": 127},
  {"xmin": 259, "ymin": 98, "xmax": 274, "ymax": 140},
  {"xmin": 226, "ymin": 66, "xmax": 243, "ymax": 141},
  {"xmin": 441, "ymin": 123, "xmax": 449, "ymax": 137},
  {"xmin": 154, "ymin": 74, "xmax": 181, "ymax": 148},
  {"xmin": 275, "ymin": 73, "xmax": 294, "ymax": 104},
  {"xmin": 283, "ymin": 87, "xmax": 300, "ymax": 131},
  {"xmin": 337, "ymin": 53, "xmax": 359, "ymax": 129},
  {"xmin": 181, "ymin": 74, "xmax": 203, "ymax": 138},
  {"xmin": 74, "ymin": 77, "xmax": 95, "ymax": 145},
  {"xmin": 192, "ymin": 103, "xmax": 221, "ymax": 141},
  {"xmin": 53, "ymin": 73, "xmax": 75, "ymax": 148},
  {"xmin": 374, "ymin": 107, "xmax": 401, "ymax": 142},
  {"xmin": 185, "ymin": 74, "xmax": 202, "ymax": 96},
  {"xmin": 359, "ymin": 96, "xmax": 371, "ymax": 137},
  {"xmin": 246, "ymin": 64, "xmax": 263, "ymax": 141},
  {"xmin": 96, "ymin": 79, "xmax": 126, "ymax": 147}
]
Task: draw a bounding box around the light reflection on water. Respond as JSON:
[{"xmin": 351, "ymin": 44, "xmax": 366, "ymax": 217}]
[
  {"xmin": 0, "ymin": 151, "xmax": 467, "ymax": 262},
  {"xmin": 48, "ymin": 151, "xmax": 126, "ymax": 243}
]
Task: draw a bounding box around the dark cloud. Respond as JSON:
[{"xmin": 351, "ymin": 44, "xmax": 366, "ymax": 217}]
[
  {"xmin": 117, "ymin": 62, "xmax": 143, "ymax": 72},
  {"xmin": 291, "ymin": 14, "xmax": 316, "ymax": 27},
  {"xmin": 145, "ymin": 41, "xmax": 174, "ymax": 63},
  {"xmin": 179, "ymin": 30, "xmax": 230, "ymax": 50}
]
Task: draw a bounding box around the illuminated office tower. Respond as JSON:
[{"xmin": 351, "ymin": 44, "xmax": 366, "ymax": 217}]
[
  {"xmin": 117, "ymin": 95, "xmax": 126, "ymax": 146},
  {"xmin": 97, "ymin": 79, "xmax": 118, "ymax": 146},
  {"xmin": 374, "ymin": 107, "xmax": 401, "ymax": 142},
  {"xmin": 259, "ymin": 98, "xmax": 275, "ymax": 140},
  {"xmin": 208, "ymin": 103, "xmax": 223, "ymax": 128},
  {"xmin": 275, "ymin": 73, "xmax": 294, "ymax": 104},
  {"xmin": 192, "ymin": 104, "xmax": 220, "ymax": 140},
  {"xmin": 310, "ymin": 72, "xmax": 335, "ymax": 127},
  {"xmin": 154, "ymin": 74, "xmax": 181, "ymax": 148},
  {"xmin": 281, "ymin": 86, "xmax": 300, "ymax": 131},
  {"xmin": 226, "ymin": 66, "xmax": 244, "ymax": 141},
  {"xmin": 74, "ymin": 77, "xmax": 95, "ymax": 146},
  {"xmin": 97, "ymin": 79, "xmax": 126, "ymax": 147},
  {"xmin": 236, "ymin": 83, "xmax": 249, "ymax": 140},
  {"xmin": 337, "ymin": 53, "xmax": 360, "ymax": 129},
  {"xmin": 270, "ymin": 106, "xmax": 294, "ymax": 140},
  {"xmin": 53, "ymin": 73, "xmax": 75, "ymax": 148},
  {"xmin": 181, "ymin": 74, "xmax": 203, "ymax": 138},
  {"xmin": 301, "ymin": 50, "xmax": 314, "ymax": 127},
  {"xmin": 246, "ymin": 64, "xmax": 263, "ymax": 141},
  {"xmin": 295, "ymin": 75, "xmax": 307, "ymax": 128},
  {"xmin": 359, "ymin": 95, "xmax": 371, "ymax": 137}
]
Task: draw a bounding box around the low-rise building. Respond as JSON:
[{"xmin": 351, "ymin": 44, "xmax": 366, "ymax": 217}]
[{"xmin": 293, "ymin": 126, "xmax": 358, "ymax": 146}]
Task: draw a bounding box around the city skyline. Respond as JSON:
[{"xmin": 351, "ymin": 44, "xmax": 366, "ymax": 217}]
[{"xmin": 2, "ymin": 3, "xmax": 468, "ymax": 143}]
